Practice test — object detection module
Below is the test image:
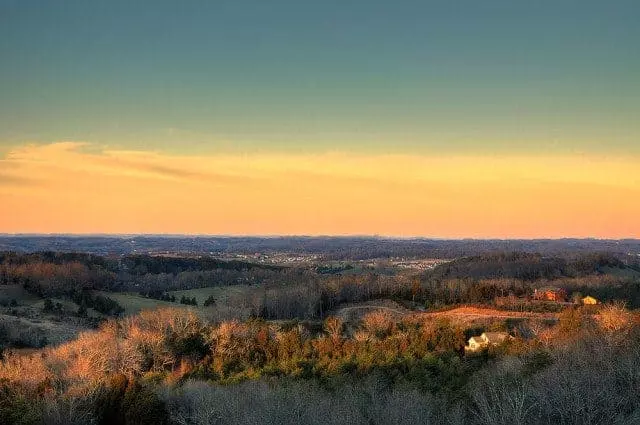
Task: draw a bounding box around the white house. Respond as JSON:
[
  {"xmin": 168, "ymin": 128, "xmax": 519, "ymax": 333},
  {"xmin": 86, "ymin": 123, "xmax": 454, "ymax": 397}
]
[{"xmin": 465, "ymin": 332, "xmax": 510, "ymax": 352}]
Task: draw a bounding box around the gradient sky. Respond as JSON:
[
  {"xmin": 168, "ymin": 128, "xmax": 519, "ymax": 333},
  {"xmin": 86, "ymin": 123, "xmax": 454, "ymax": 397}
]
[{"xmin": 1, "ymin": 1, "xmax": 639, "ymax": 237}]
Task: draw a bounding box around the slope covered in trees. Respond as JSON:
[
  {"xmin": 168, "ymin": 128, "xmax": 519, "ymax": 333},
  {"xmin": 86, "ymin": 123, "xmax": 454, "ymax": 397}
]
[
  {"xmin": 427, "ymin": 252, "xmax": 625, "ymax": 281},
  {"xmin": 0, "ymin": 305, "xmax": 638, "ymax": 424},
  {"xmin": 0, "ymin": 252, "xmax": 285, "ymax": 296}
]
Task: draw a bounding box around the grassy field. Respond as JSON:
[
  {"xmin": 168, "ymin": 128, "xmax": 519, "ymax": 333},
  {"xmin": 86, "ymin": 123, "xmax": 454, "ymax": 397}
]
[
  {"xmin": 0, "ymin": 283, "xmax": 257, "ymax": 317},
  {"xmin": 331, "ymin": 299, "xmax": 411, "ymax": 323},
  {"xmin": 601, "ymin": 265, "xmax": 640, "ymax": 279},
  {"xmin": 93, "ymin": 285, "xmax": 257, "ymax": 317},
  {"xmin": 0, "ymin": 286, "xmax": 89, "ymax": 347},
  {"xmin": 0, "ymin": 284, "xmax": 41, "ymax": 306},
  {"xmin": 168, "ymin": 285, "xmax": 256, "ymax": 306},
  {"xmin": 91, "ymin": 291, "xmax": 186, "ymax": 315},
  {"xmin": 0, "ymin": 313, "xmax": 84, "ymax": 346}
]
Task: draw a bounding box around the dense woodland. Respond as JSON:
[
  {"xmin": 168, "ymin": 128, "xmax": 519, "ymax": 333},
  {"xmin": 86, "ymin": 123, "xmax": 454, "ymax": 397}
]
[
  {"xmin": 1, "ymin": 251, "xmax": 639, "ymax": 322},
  {"xmin": 0, "ymin": 252, "xmax": 287, "ymax": 298},
  {"xmin": 0, "ymin": 305, "xmax": 638, "ymax": 424},
  {"xmin": 1, "ymin": 248, "xmax": 640, "ymax": 424}
]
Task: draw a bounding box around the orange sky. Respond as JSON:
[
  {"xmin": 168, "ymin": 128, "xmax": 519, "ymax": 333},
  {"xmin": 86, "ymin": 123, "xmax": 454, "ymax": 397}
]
[{"xmin": 1, "ymin": 142, "xmax": 639, "ymax": 238}]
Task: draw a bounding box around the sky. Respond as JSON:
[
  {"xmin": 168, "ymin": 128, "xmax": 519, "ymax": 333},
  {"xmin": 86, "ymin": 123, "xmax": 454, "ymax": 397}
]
[{"xmin": 1, "ymin": 1, "xmax": 639, "ymax": 237}]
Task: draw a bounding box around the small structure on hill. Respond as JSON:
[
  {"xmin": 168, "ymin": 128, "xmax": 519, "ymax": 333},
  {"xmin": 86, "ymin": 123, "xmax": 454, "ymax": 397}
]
[
  {"xmin": 533, "ymin": 287, "xmax": 567, "ymax": 302},
  {"xmin": 465, "ymin": 332, "xmax": 510, "ymax": 352},
  {"xmin": 581, "ymin": 295, "xmax": 598, "ymax": 305}
]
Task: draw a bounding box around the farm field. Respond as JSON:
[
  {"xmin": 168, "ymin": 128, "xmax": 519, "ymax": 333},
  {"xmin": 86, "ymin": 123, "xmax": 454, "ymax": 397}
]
[
  {"xmin": 90, "ymin": 286, "xmax": 260, "ymax": 321},
  {"xmin": 330, "ymin": 299, "xmax": 412, "ymax": 323},
  {"xmin": 331, "ymin": 300, "xmax": 559, "ymax": 327},
  {"xmin": 600, "ymin": 265, "xmax": 640, "ymax": 279},
  {"xmin": 92, "ymin": 291, "xmax": 185, "ymax": 315},
  {"xmin": 167, "ymin": 284, "xmax": 257, "ymax": 306},
  {"xmin": 422, "ymin": 306, "xmax": 557, "ymax": 321},
  {"xmin": 0, "ymin": 313, "xmax": 84, "ymax": 346},
  {"xmin": 0, "ymin": 284, "xmax": 41, "ymax": 306}
]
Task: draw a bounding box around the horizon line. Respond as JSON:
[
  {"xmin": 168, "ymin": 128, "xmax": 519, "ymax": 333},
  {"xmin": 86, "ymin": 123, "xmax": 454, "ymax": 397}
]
[{"xmin": 1, "ymin": 233, "xmax": 638, "ymax": 242}]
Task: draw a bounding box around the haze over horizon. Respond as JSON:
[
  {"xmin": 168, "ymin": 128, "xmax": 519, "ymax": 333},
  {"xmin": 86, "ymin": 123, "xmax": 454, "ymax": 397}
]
[
  {"xmin": 1, "ymin": 233, "xmax": 639, "ymax": 242},
  {"xmin": 1, "ymin": 1, "xmax": 639, "ymax": 237}
]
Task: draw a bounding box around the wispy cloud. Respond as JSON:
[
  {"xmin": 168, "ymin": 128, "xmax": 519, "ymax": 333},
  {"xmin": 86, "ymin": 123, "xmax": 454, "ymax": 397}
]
[
  {"xmin": 2, "ymin": 142, "xmax": 255, "ymax": 184},
  {"xmin": 0, "ymin": 172, "xmax": 39, "ymax": 187},
  {"xmin": 1, "ymin": 142, "xmax": 639, "ymax": 238}
]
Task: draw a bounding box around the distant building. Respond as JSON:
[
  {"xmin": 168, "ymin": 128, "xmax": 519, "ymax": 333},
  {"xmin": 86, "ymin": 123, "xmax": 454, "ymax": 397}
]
[
  {"xmin": 465, "ymin": 332, "xmax": 510, "ymax": 352},
  {"xmin": 467, "ymin": 336, "xmax": 485, "ymax": 352},
  {"xmin": 533, "ymin": 287, "xmax": 567, "ymax": 302},
  {"xmin": 582, "ymin": 295, "xmax": 598, "ymax": 305}
]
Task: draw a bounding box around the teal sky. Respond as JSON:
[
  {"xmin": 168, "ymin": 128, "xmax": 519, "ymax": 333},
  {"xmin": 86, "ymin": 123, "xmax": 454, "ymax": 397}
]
[{"xmin": 1, "ymin": 0, "xmax": 639, "ymax": 155}]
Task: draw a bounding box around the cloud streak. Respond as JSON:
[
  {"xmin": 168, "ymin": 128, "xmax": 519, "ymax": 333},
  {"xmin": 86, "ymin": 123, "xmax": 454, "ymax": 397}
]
[
  {"xmin": 0, "ymin": 172, "xmax": 39, "ymax": 187},
  {"xmin": 1, "ymin": 142, "xmax": 639, "ymax": 238}
]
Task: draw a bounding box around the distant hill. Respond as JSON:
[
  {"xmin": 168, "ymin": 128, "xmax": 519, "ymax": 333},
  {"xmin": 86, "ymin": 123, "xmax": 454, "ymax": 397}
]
[
  {"xmin": 428, "ymin": 252, "xmax": 627, "ymax": 281},
  {"xmin": 1, "ymin": 235, "xmax": 639, "ymax": 260}
]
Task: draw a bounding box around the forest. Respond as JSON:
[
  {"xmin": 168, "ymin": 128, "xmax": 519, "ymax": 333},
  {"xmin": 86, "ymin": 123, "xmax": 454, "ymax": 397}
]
[
  {"xmin": 1, "ymin": 250, "xmax": 639, "ymax": 320},
  {"xmin": 1, "ymin": 247, "xmax": 639, "ymax": 424},
  {"xmin": 0, "ymin": 305, "xmax": 638, "ymax": 424}
]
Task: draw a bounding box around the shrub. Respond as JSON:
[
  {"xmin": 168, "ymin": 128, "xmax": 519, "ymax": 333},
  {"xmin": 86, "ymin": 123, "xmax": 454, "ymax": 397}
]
[
  {"xmin": 0, "ymin": 381, "xmax": 41, "ymax": 425},
  {"xmin": 122, "ymin": 380, "xmax": 168, "ymax": 425}
]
